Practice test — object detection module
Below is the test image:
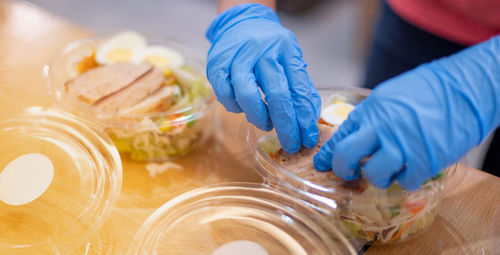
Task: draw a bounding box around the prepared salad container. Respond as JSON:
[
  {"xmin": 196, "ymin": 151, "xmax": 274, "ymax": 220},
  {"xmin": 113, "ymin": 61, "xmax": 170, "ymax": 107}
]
[
  {"xmin": 244, "ymin": 87, "xmax": 458, "ymax": 245},
  {"xmin": 46, "ymin": 31, "xmax": 216, "ymax": 162},
  {"xmin": 0, "ymin": 107, "xmax": 122, "ymax": 254},
  {"xmin": 127, "ymin": 183, "xmax": 356, "ymax": 255}
]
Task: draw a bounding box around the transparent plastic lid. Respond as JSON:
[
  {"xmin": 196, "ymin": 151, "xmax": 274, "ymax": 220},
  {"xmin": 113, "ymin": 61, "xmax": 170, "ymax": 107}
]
[
  {"xmin": 45, "ymin": 31, "xmax": 218, "ymax": 162},
  {"xmin": 246, "ymin": 87, "xmax": 457, "ymax": 198},
  {"xmin": 243, "ymin": 86, "xmax": 461, "ymax": 244},
  {"xmin": 0, "ymin": 107, "xmax": 122, "ymax": 254},
  {"xmin": 127, "ymin": 183, "xmax": 356, "ymax": 255}
]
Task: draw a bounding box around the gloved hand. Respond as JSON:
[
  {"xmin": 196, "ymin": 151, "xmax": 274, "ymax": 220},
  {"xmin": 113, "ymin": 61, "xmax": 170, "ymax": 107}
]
[
  {"xmin": 206, "ymin": 4, "xmax": 321, "ymax": 153},
  {"xmin": 314, "ymin": 36, "xmax": 500, "ymax": 190}
]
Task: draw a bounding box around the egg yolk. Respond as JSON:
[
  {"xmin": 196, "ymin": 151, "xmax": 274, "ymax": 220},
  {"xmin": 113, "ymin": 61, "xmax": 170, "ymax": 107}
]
[
  {"xmin": 334, "ymin": 104, "xmax": 353, "ymax": 120},
  {"xmin": 106, "ymin": 48, "xmax": 133, "ymax": 62},
  {"xmin": 144, "ymin": 55, "xmax": 170, "ymax": 67}
]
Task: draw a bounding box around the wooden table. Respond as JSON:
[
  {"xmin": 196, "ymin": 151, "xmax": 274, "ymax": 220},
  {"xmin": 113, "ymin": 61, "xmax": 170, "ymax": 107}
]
[{"xmin": 0, "ymin": 1, "xmax": 499, "ymax": 254}]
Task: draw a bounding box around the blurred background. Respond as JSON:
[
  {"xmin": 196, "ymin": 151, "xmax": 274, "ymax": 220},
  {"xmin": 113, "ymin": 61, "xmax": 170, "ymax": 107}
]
[
  {"xmin": 26, "ymin": 0, "xmax": 490, "ymax": 169},
  {"xmin": 28, "ymin": 0, "xmax": 378, "ymax": 87}
]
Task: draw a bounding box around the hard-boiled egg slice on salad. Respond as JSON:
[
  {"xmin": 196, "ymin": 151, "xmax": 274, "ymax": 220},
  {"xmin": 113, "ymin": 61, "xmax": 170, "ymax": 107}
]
[
  {"xmin": 131, "ymin": 45, "xmax": 185, "ymax": 73},
  {"xmin": 320, "ymin": 102, "xmax": 355, "ymax": 126},
  {"xmin": 95, "ymin": 31, "xmax": 147, "ymax": 65}
]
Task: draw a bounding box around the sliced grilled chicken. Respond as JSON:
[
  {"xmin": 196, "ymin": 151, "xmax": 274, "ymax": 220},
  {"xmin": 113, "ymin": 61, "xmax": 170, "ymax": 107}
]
[
  {"xmin": 121, "ymin": 85, "xmax": 176, "ymax": 114},
  {"xmin": 274, "ymin": 124, "xmax": 336, "ymax": 174},
  {"xmin": 66, "ymin": 62, "xmax": 152, "ymax": 104},
  {"xmin": 95, "ymin": 67, "xmax": 164, "ymax": 112},
  {"xmin": 274, "ymin": 124, "xmax": 368, "ymax": 193}
]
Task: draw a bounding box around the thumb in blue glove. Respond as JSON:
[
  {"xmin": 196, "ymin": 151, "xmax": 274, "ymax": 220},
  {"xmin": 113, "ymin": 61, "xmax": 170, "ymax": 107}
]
[
  {"xmin": 314, "ymin": 35, "xmax": 500, "ymax": 190},
  {"xmin": 206, "ymin": 4, "xmax": 321, "ymax": 153}
]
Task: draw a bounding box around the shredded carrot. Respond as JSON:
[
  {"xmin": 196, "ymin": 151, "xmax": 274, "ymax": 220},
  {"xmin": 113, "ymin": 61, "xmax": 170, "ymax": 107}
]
[
  {"xmin": 409, "ymin": 205, "xmax": 425, "ymax": 215},
  {"xmin": 319, "ymin": 118, "xmax": 327, "ymax": 125},
  {"xmin": 390, "ymin": 220, "xmax": 414, "ymax": 242},
  {"xmin": 168, "ymin": 113, "xmax": 184, "ymax": 121},
  {"xmin": 269, "ymin": 152, "xmax": 275, "ymax": 159},
  {"xmin": 164, "ymin": 76, "xmax": 176, "ymax": 86},
  {"xmin": 160, "ymin": 113, "xmax": 187, "ymax": 131},
  {"xmin": 366, "ymin": 231, "xmax": 374, "ymax": 240},
  {"xmin": 404, "ymin": 197, "xmax": 429, "ymax": 215}
]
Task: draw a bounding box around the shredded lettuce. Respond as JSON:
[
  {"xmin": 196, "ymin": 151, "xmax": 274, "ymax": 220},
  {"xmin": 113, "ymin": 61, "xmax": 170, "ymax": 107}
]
[
  {"xmin": 258, "ymin": 133, "xmax": 444, "ymax": 244},
  {"xmin": 105, "ymin": 66, "xmax": 210, "ymax": 162},
  {"xmin": 390, "ymin": 205, "xmax": 401, "ymax": 218},
  {"xmin": 410, "ymin": 211, "xmax": 435, "ymax": 233},
  {"xmin": 110, "ymin": 125, "xmax": 200, "ymax": 161},
  {"xmin": 258, "ymin": 134, "xmax": 281, "ymax": 154},
  {"xmin": 432, "ymin": 171, "xmax": 444, "ymax": 180},
  {"xmin": 170, "ymin": 66, "xmax": 210, "ymax": 109}
]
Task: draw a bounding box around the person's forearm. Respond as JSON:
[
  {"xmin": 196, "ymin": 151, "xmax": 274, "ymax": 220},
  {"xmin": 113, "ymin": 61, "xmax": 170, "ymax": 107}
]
[
  {"xmin": 218, "ymin": 0, "xmax": 276, "ymax": 13},
  {"xmin": 431, "ymin": 35, "xmax": 500, "ymax": 140}
]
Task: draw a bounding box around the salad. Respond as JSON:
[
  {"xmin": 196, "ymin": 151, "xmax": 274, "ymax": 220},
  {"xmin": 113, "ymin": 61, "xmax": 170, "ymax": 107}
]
[
  {"xmin": 253, "ymin": 91, "xmax": 452, "ymax": 244},
  {"xmin": 48, "ymin": 31, "xmax": 215, "ymax": 162},
  {"xmin": 258, "ymin": 127, "xmax": 448, "ymax": 244},
  {"xmin": 101, "ymin": 65, "xmax": 212, "ymax": 162},
  {"xmin": 337, "ymin": 179, "xmax": 443, "ymax": 244}
]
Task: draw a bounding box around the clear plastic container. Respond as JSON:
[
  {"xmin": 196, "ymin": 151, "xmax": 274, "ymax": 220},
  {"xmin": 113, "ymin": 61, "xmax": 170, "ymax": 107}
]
[
  {"xmin": 0, "ymin": 107, "xmax": 122, "ymax": 254},
  {"xmin": 127, "ymin": 183, "xmax": 357, "ymax": 255},
  {"xmin": 244, "ymin": 86, "xmax": 459, "ymax": 245},
  {"xmin": 45, "ymin": 32, "xmax": 216, "ymax": 162}
]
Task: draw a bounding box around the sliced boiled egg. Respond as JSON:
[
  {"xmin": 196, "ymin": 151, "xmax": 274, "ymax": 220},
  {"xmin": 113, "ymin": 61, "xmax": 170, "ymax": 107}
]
[
  {"xmin": 131, "ymin": 45, "xmax": 185, "ymax": 71},
  {"xmin": 95, "ymin": 31, "xmax": 147, "ymax": 65},
  {"xmin": 320, "ymin": 102, "xmax": 355, "ymax": 126}
]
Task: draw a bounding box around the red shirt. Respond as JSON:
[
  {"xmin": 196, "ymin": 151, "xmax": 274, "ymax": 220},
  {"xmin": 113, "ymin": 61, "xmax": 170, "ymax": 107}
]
[{"xmin": 388, "ymin": 0, "xmax": 500, "ymax": 45}]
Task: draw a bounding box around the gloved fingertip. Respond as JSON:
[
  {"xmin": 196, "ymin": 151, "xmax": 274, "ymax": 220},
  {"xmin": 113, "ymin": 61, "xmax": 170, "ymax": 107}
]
[
  {"xmin": 281, "ymin": 136, "xmax": 301, "ymax": 154},
  {"xmin": 284, "ymin": 144, "xmax": 300, "ymax": 154},
  {"xmin": 303, "ymin": 131, "xmax": 319, "ymax": 149},
  {"xmin": 242, "ymin": 105, "xmax": 271, "ymax": 131},
  {"xmin": 225, "ymin": 107, "xmax": 243, "ymax": 114},
  {"xmin": 313, "ymin": 153, "xmax": 331, "ymax": 171},
  {"xmin": 332, "ymin": 157, "xmax": 360, "ymax": 181},
  {"xmin": 261, "ymin": 123, "xmax": 273, "ymax": 132},
  {"xmin": 369, "ymin": 179, "xmax": 392, "ymax": 189},
  {"xmin": 220, "ymin": 100, "xmax": 243, "ymax": 113},
  {"xmin": 254, "ymin": 120, "xmax": 273, "ymax": 132},
  {"xmin": 341, "ymin": 170, "xmax": 361, "ymax": 181},
  {"xmin": 276, "ymin": 127, "xmax": 301, "ymax": 154},
  {"xmin": 251, "ymin": 122, "xmax": 266, "ymax": 132},
  {"xmin": 396, "ymin": 172, "xmax": 421, "ymax": 191},
  {"xmin": 258, "ymin": 119, "xmax": 273, "ymax": 132}
]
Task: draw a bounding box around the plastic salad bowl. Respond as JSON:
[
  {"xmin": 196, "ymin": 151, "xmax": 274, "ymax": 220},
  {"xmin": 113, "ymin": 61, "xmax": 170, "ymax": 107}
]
[
  {"xmin": 46, "ymin": 31, "xmax": 216, "ymax": 162},
  {"xmin": 244, "ymin": 86, "xmax": 459, "ymax": 245}
]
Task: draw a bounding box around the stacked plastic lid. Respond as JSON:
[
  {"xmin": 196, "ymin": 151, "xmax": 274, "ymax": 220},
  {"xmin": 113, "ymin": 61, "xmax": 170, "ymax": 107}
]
[
  {"xmin": 0, "ymin": 107, "xmax": 122, "ymax": 254},
  {"xmin": 127, "ymin": 183, "xmax": 356, "ymax": 255}
]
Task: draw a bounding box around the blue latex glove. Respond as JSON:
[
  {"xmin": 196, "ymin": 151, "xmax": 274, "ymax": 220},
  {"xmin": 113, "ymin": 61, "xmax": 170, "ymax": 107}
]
[
  {"xmin": 206, "ymin": 4, "xmax": 321, "ymax": 153},
  {"xmin": 314, "ymin": 36, "xmax": 500, "ymax": 190}
]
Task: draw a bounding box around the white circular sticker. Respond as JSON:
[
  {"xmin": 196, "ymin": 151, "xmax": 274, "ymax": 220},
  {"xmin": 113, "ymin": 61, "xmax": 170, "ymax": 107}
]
[
  {"xmin": 212, "ymin": 240, "xmax": 269, "ymax": 255},
  {"xmin": 0, "ymin": 153, "xmax": 54, "ymax": 206}
]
